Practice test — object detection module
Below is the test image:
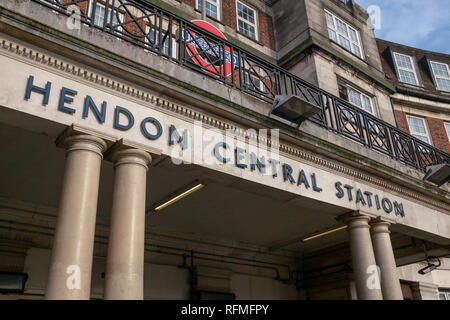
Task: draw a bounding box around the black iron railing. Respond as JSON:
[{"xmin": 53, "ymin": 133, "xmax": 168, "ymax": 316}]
[{"xmin": 31, "ymin": 0, "xmax": 450, "ymax": 171}]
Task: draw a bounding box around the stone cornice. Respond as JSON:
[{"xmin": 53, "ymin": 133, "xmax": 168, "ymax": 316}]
[
  {"xmin": 391, "ymin": 94, "xmax": 450, "ymax": 115},
  {"xmin": 0, "ymin": 35, "xmax": 449, "ymax": 214}
]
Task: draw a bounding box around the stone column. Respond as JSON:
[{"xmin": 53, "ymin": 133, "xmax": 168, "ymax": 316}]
[
  {"xmin": 370, "ymin": 220, "xmax": 403, "ymax": 300},
  {"xmin": 343, "ymin": 214, "xmax": 383, "ymax": 300},
  {"xmin": 46, "ymin": 135, "xmax": 107, "ymax": 300},
  {"xmin": 104, "ymin": 148, "xmax": 152, "ymax": 300}
]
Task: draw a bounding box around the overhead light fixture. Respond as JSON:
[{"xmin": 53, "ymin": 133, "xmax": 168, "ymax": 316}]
[
  {"xmin": 0, "ymin": 272, "xmax": 28, "ymax": 293},
  {"xmin": 423, "ymin": 164, "xmax": 450, "ymax": 187},
  {"xmin": 418, "ymin": 257, "xmax": 441, "ymax": 275},
  {"xmin": 302, "ymin": 225, "xmax": 347, "ymax": 242},
  {"xmin": 269, "ymin": 94, "xmax": 322, "ymax": 128},
  {"xmin": 153, "ymin": 183, "xmax": 204, "ymax": 212}
]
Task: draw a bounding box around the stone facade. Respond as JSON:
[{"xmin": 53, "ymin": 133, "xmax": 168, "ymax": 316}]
[{"xmin": 0, "ymin": 0, "xmax": 448, "ymax": 301}]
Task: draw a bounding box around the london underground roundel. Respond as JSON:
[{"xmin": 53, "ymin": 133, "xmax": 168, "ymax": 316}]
[{"xmin": 185, "ymin": 20, "xmax": 238, "ymax": 77}]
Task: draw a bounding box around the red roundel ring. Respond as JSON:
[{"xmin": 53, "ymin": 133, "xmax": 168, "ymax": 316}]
[{"xmin": 185, "ymin": 20, "xmax": 235, "ymax": 77}]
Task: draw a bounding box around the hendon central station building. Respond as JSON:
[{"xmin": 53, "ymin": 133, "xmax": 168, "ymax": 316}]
[{"xmin": 0, "ymin": 0, "xmax": 449, "ymax": 300}]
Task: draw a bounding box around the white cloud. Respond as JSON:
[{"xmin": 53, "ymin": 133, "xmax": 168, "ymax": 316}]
[{"xmin": 356, "ymin": 0, "xmax": 450, "ymax": 53}]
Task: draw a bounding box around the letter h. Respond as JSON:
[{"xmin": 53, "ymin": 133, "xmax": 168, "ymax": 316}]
[{"xmin": 25, "ymin": 75, "xmax": 52, "ymax": 106}]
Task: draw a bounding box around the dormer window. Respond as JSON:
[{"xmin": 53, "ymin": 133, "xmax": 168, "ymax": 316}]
[
  {"xmin": 430, "ymin": 61, "xmax": 450, "ymax": 92},
  {"xmin": 393, "ymin": 53, "xmax": 419, "ymax": 86},
  {"xmin": 325, "ymin": 10, "xmax": 363, "ymax": 59}
]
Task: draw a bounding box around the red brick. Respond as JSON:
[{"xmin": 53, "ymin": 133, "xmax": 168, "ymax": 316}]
[
  {"xmin": 427, "ymin": 117, "xmax": 450, "ymax": 153},
  {"xmin": 181, "ymin": 0, "xmax": 196, "ymax": 7},
  {"xmin": 258, "ymin": 11, "xmax": 275, "ymax": 50},
  {"xmin": 222, "ymin": 0, "xmax": 237, "ymax": 29},
  {"xmin": 396, "ymin": 111, "xmax": 450, "ymax": 153},
  {"xmin": 395, "ymin": 111, "xmax": 410, "ymax": 134}
]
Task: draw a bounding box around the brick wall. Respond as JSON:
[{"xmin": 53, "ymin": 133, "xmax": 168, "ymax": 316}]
[
  {"xmin": 61, "ymin": 0, "xmax": 88, "ymax": 12},
  {"xmin": 258, "ymin": 10, "xmax": 275, "ymax": 50},
  {"xmin": 395, "ymin": 111, "xmax": 409, "ymax": 133},
  {"xmin": 181, "ymin": 0, "xmax": 196, "ymax": 7},
  {"xmin": 222, "ymin": 0, "xmax": 237, "ymax": 30},
  {"xmin": 427, "ymin": 117, "xmax": 450, "ymax": 153},
  {"xmin": 395, "ymin": 111, "xmax": 450, "ymax": 154},
  {"xmin": 182, "ymin": 0, "xmax": 275, "ymax": 50}
]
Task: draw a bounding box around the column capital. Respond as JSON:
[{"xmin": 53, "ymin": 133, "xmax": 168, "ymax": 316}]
[
  {"xmin": 111, "ymin": 148, "xmax": 152, "ymax": 171},
  {"xmin": 337, "ymin": 212, "xmax": 371, "ymax": 231},
  {"xmin": 59, "ymin": 134, "xmax": 107, "ymax": 158},
  {"xmin": 370, "ymin": 219, "xmax": 392, "ymax": 235},
  {"xmin": 106, "ymin": 141, "xmax": 152, "ymax": 171}
]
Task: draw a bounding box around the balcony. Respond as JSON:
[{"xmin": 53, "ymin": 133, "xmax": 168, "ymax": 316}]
[{"xmin": 28, "ymin": 0, "xmax": 450, "ymax": 172}]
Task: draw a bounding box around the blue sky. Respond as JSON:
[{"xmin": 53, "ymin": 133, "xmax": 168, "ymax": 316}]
[{"xmin": 355, "ymin": 0, "xmax": 450, "ymax": 54}]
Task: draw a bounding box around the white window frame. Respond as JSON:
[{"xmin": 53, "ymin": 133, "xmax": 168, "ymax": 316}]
[
  {"xmin": 393, "ymin": 52, "xmax": 419, "ymax": 86},
  {"xmin": 196, "ymin": 0, "xmax": 222, "ymax": 21},
  {"xmin": 444, "ymin": 122, "xmax": 450, "ymax": 142},
  {"xmin": 87, "ymin": 1, "xmax": 124, "ymax": 34},
  {"xmin": 144, "ymin": 25, "xmax": 178, "ymax": 59},
  {"xmin": 347, "ymin": 87, "xmax": 376, "ymax": 116},
  {"xmin": 430, "ymin": 61, "xmax": 450, "ymax": 92},
  {"xmin": 236, "ymin": 0, "xmax": 259, "ymax": 41},
  {"xmin": 406, "ymin": 115, "xmax": 433, "ymax": 145},
  {"xmin": 244, "ymin": 71, "xmax": 265, "ymax": 93},
  {"xmin": 324, "ymin": 9, "xmax": 364, "ymax": 59},
  {"xmin": 340, "ymin": 84, "xmax": 376, "ymax": 116}
]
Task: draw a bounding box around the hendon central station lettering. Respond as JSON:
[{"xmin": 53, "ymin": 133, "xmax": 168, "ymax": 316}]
[
  {"xmin": 0, "ymin": 0, "xmax": 449, "ymax": 302},
  {"xmin": 24, "ymin": 75, "xmax": 406, "ymax": 218}
]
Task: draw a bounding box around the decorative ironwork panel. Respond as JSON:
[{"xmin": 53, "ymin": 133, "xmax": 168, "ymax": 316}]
[
  {"xmin": 364, "ymin": 115, "xmax": 393, "ymax": 157},
  {"xmin": 292, "ymin": 79, "xmax": 326, "ymax": 126},
  {"xmin": 414, "ymin": 140, "xmax": 439, "ymax": 170},
  {"xmin": 239, "ymin": 54, "xmax": 278, "ymax": 103},
  {"xmin": 391, "ymin": 129, "xmax": 418, "ymax": 167},
  {"xmin": 30, "ymin": 0, "xmax": 450, "ymax": 172},
  {"xmin": 334, "ymin": 99, "xmax": 365, "ymax": 144}
]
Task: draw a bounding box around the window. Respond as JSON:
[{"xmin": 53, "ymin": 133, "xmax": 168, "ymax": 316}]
[
  {"xmin": 236, "ymin": 1, "xmax": 258, "ymax": 40},
  {"xmin": 88, "ymin": 1, "xmax": 123, "ymax": 33},
  {"xmin": 406, "ymin": 115, "xmax": 433, "ymax": 145},
  {"xmin": 393, "ymin": 53, "xmax": 419, "ymax": 86},
  {"xmin": 339, "ymin": 84, "xmax": 375, "ymax": 115},
  {"xmin": 347, "ymin": 88, "xmax": 375, "ymax": 115},
  {"xmin": 144, "ymin": 26, "xmax": 178, "ymax": 59},
  {"xmin": 244, "ymin": 71, "xmax": 265, "ymax": 93},
  {"xmin": 325, "ymin": 10, "xmax": 363, "ymax": 59},
  {"xmin": 439, "ymin": 289, "xmax": 450, "ymax": 300},
  {"xmin": 445, "ymin": 122, "xmax": 450, "ymax": 142},
  {"xmin": 430, "ymin": 61, "xmax": 450, "ymax": 92},
  {"xmin": 196, "ymin": 0, "xmax": 221, "ymax": 20}
]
